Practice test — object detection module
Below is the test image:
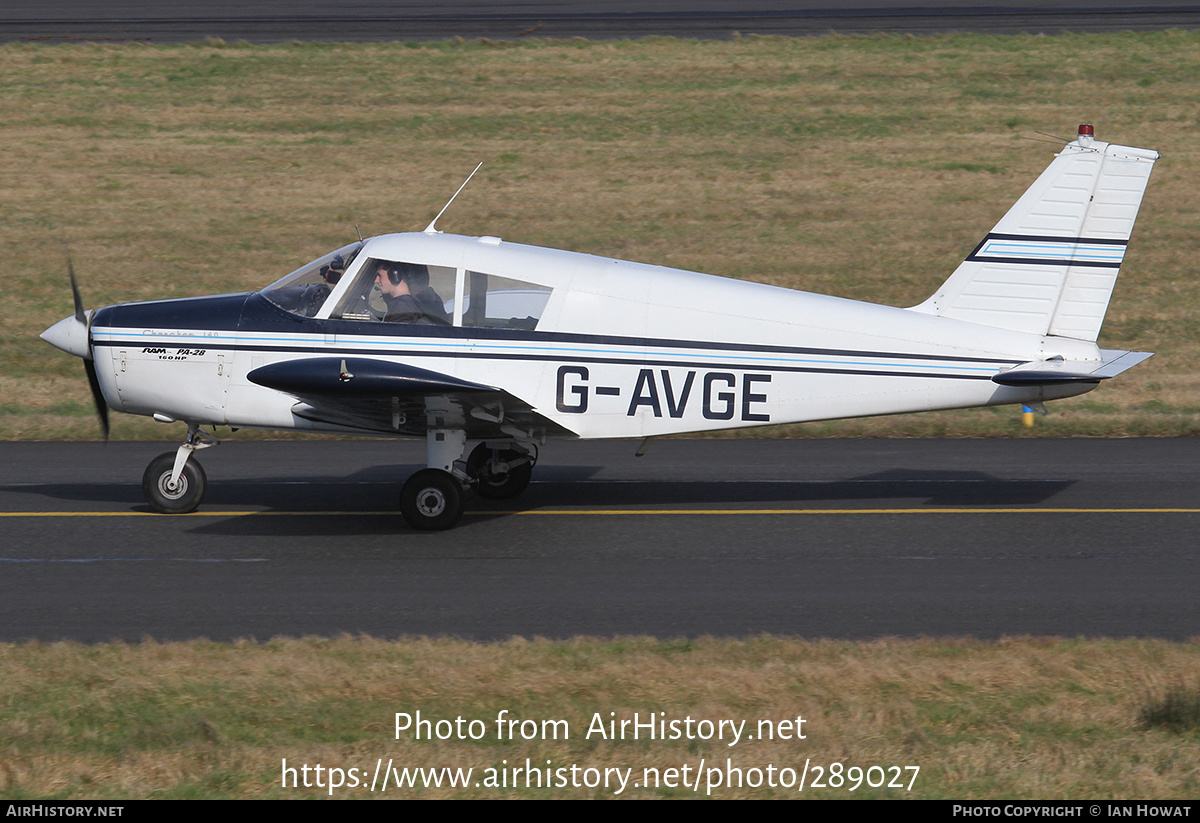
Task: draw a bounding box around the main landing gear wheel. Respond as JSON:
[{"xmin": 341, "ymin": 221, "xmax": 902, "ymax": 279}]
[
  {"xmin": 466, "ymin": 443, "xmax": 533, "ymax": 500},
  {"xmin": 400, "ymin": 469, "xmax": 464, "ymax": 531},
  {"xmin": 142, "ymin": 452, "xmax": 207, "ymax": 514}
]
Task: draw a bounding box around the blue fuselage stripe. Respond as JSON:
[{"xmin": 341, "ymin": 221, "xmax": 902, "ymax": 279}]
[{"xmin": 92, "ymin": 330, "xmax": 1009, "ymax": 381}]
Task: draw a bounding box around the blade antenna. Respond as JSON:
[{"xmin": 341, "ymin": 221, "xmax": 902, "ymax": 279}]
[{"xmin": 424, "ymin": 162, "xmax": 483, "ymax": 234}]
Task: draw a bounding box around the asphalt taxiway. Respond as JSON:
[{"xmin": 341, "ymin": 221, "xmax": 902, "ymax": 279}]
[
  {"xmin": 4, "ymin": 1, "xmax": 1200, "ymax": 42},
  {"xmin": 1, "ymin": 438, "xmax": 1196, "ymax": 642}
]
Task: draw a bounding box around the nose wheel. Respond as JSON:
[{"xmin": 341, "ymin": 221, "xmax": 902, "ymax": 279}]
[
  {"xmin": 141, "ymin": 423, "xmax": 218, "ymax": 514},
  {"xmin": 142, "ymin": 452, "xmax": 207, "ymax": 514}
]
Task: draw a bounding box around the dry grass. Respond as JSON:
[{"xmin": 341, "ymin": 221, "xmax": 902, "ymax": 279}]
[
  {"xmin": 0, "ymin": 636, "xmax": 1197, "ymax": 799},
  {"xmin": 3, "ymin": 33, "xmax": 1200, "ymax": 439}
]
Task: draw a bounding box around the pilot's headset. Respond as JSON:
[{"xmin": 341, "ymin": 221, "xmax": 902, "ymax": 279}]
[{"xmin": 387, "ymin": 262, "xmax": 429, "ymax": 288}]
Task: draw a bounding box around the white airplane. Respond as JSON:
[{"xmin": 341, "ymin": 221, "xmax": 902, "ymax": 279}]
[{"xmin": 42, "ymin": 124, "xmax": 1158, "ymax": 529}]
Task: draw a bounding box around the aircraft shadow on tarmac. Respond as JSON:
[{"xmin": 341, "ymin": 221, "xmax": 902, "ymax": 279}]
[{"xmin": 8, "ymin": 467, "xmax": 1074, "ymax": 536}]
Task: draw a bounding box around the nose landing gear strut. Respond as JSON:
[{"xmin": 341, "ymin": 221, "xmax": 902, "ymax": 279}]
[{"xmin": 141, "ymin": 423, "xmax": 219, "ymax": 514}]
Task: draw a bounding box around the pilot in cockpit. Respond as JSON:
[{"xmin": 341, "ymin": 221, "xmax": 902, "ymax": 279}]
[{"xmin": 375, "ymin": 261, "xmax": 451, "ymax": 325}]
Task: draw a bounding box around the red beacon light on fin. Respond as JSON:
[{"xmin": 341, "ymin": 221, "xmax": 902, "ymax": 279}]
[{"xmin": 1078, "ymin": 124, "xmax": 1095, "ymax": 137}]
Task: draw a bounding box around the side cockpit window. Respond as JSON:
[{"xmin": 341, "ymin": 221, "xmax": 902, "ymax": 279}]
[
  {"xmin": 262, "ymin": 247, "xmax": 553, "ymax": 329},
  {"xmin": 331, "ymin": 259, "xmax": 456, "ymax": 325},
  {"xmin": 452, "ymin": 272, "xmax": 552, "ymax": 331},
  {"xmin": 261, "ymin": 241, "xmax": 362, "ymax": 318}
]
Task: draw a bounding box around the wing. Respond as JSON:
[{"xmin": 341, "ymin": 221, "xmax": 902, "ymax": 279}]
[{"xmin": 247, "ymin": 357, "xmax": 577, "ymax": 439}]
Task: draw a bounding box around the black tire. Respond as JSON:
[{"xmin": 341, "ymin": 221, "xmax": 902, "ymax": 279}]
[
  {"xmin": 466, "ymin": 443, "xmax": 533, "ymax": 500},
  {"xmin": 142, "ymin": 452, "xmax": 207, "ymax": 514},
  {"xmin": 400, "ymin": 469, "xmax": 464, "ymax": 531}
]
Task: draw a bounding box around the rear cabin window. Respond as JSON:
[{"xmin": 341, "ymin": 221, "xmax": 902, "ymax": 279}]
[{"xmin": 453, "ymin": 272, "xmax": 552, "ymax": 331}]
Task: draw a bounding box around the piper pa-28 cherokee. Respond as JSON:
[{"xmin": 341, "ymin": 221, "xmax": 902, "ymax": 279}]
[{"xmin": 42, "ymin": 125, "xmax": 1158, "ymax": 529}]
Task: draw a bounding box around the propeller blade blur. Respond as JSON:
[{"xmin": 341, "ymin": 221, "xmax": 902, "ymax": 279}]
[
  {"xmin": 83, "ymin": 358, "xmax": 110, "ymax": 440},
  {"xmin": 69, "ymin": 256, "xmax": 86, "ymax": 326}
]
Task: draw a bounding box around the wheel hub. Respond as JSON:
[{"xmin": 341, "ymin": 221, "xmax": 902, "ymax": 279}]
[
  {"xmin": 158, "ymin": 474, "xmax": 187, "ymax": 499},
  {"xmin": 417, "ymin": 488, "xmax": 446, "ymax": 517}
]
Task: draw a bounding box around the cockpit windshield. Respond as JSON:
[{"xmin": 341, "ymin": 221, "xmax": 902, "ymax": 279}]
[{"xmin": 260, "ymin": 241, "xmax": 363, "ymax": 317}]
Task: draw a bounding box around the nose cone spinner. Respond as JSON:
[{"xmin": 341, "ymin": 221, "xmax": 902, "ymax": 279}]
[{"xmin": 41, "ymin": 313, "xmax": 92, "ymax": 360}]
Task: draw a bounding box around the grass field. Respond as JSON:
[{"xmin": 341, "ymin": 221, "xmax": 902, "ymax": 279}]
[
  {"xmin": 2, "ymin": 31, "xmax": 1199, "ymax": 439},
  {"xmin": 1, "ymin": 636, "xmax": 1198, "ymax": 799}
]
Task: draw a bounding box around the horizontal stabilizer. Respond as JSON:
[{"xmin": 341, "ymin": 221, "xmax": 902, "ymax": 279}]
[{"xmin": 992, "ymin": 349, "xmax": 1153, "ymax": 386}]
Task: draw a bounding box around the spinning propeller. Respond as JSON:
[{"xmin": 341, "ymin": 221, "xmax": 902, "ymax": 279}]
[{"xmin": 40, "ymin": 251, "xmax": 110, "ymax": 439}]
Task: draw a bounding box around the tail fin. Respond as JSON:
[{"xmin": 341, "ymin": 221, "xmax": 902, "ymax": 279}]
[{"xmin": 911, "ymin": 125, "xmax": 1158, "ymax": 342}]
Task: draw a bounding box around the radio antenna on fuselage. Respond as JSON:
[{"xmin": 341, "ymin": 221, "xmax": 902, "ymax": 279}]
[{"xmin": 424, "ymin": 162, "xmax": 483, "ymax": 234}]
